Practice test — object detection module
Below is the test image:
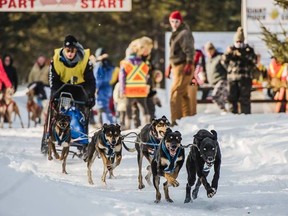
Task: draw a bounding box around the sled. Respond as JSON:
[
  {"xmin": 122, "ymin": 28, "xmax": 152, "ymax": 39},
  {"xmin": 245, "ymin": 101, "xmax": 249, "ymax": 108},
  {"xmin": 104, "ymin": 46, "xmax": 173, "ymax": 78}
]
[{"xmin": 40, "ymin": 83, "xmax": 90, "ymax": 158}]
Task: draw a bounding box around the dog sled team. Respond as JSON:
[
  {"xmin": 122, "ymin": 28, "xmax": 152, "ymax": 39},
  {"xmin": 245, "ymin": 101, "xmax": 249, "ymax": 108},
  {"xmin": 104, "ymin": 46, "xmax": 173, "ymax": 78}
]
[{"xmin": 0, "ymin": 10, "xmax": 224, "ymax": 204}]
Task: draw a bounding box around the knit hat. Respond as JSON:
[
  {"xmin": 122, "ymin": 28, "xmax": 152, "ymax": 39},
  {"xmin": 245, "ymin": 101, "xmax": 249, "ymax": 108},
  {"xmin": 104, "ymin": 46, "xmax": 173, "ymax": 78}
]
[
  {"xmin": 233, "ymin": 27, "xmax": 245, "ymax": 42},
  {"xmin": 204, "ymin": 41, "xmax": 215, "ymax": 51},
  {"xmin": 63, "ymin": 35, "xmax": 78, "ymax": 48},
  {"xmin": 169, "ymin": 10, "xmax": 183, "ymax": 22}
]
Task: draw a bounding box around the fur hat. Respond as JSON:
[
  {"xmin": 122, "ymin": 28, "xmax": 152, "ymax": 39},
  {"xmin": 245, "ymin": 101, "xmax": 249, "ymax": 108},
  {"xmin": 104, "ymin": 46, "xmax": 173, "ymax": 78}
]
[
  {"xmin": 169, "ymin": 10, "xmax": 183, "ymax": 22},
  {"xmin": 204, "ymin": 41, "xmax": 215, "ymax": 51},
  {"xmin": 64, "ymin": 35, "xmax": 78, "ymax": 48},
  {"xmin": 233, "ymin": 27, "xmax": 245, "ymax": 42}
]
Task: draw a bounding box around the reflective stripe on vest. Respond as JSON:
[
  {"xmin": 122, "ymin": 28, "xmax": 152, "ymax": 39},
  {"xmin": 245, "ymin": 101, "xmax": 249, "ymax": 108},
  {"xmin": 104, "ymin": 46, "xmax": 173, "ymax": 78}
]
[
  {"xmin": 53, "ymin": 48, "xmax": 90, "ymax": 84},
  {"xmin": 269, "ymin": 63, "xmax": 284, "ymax": 79},
  {"xmin": 121, "ymin": 60, "xmax": 149, "ymax": 98}
]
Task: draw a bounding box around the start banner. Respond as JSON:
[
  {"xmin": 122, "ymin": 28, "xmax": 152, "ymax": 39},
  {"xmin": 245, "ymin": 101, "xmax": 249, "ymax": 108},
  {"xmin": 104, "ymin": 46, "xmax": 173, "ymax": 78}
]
[{"xmin": 0, "ymin": 0, "xmax": 132, "ymax": 12}]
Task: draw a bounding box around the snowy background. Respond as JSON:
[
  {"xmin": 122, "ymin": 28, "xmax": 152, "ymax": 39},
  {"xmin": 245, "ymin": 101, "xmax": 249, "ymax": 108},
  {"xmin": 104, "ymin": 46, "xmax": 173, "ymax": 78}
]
[{"xmin": 0, "ymin": 85, "xmax": 288, "ymax": 216}]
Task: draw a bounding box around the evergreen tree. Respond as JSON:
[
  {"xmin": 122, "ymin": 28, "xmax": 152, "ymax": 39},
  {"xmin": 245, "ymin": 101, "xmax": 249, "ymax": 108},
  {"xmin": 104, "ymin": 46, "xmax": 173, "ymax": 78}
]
[{"xmin": 261, "ymin": 0, "xmax": 288, "ymax": 64}]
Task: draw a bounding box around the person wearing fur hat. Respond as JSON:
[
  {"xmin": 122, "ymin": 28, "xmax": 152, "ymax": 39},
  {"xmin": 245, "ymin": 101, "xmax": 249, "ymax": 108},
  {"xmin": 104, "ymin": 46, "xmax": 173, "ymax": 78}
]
[
  {"xmin": 119, "ymin": 36, "xmax": 153, "ymax": 129},
  {"xmin": 165, "ymin": 10, "xmax": 195, "ymax": 126},
  {"xmin": 221, "ymin": 26, "xmax": 257, "ymax": 114},
  {"xmin": 49, "ymin": 34, "xmax": 96, "ymax": 108}
]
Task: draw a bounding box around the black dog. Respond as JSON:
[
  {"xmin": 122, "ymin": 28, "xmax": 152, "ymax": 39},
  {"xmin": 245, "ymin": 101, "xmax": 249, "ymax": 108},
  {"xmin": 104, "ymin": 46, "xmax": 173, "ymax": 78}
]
[
  {"xmin": 151, "ymin": 128, "xmax": 185, "ymax": 203},
  {"xmin": 85, "ymin": 123, "xmax": 135, "ymax": 185},
  {"xmin": 135, "ymin": 115, "xmax": 170, "ymax": 189},
  {"xmin": 184, "ymin": 129, "xmax": 221, "ymax": 203},
  {"xmin": 48, "ymin": 113, "xmax": 71, "ymax": 174}
]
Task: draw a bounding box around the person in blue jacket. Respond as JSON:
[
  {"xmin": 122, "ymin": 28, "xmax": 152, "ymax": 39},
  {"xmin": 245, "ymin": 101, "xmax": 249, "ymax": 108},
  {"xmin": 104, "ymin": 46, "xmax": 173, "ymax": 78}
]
[{"xmin": 92, "ymin": 48, "xmax": 119, "ymax": 126}]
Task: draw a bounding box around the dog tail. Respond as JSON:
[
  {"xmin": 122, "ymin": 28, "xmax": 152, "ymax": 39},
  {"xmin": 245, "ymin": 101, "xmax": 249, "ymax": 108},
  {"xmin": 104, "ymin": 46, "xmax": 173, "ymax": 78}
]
[{"xmin": 122, "ymin": 142, "xmax": 136, "ymax": 152}]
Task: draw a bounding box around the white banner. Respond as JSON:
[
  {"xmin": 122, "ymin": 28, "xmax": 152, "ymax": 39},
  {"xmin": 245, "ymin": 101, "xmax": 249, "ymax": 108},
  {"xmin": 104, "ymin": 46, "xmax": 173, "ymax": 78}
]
[
  {"xmin": 243, "ymin": 0, "xmax": 288, "ymax": 34},
  {"xmin": 0, "ymin": 0, "xmax": 131, "ymax": 12}
]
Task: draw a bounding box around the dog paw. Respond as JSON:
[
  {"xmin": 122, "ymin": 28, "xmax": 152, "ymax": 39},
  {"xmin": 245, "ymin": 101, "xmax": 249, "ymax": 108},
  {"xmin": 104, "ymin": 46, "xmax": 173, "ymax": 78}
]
[
  {"xmin": 138, "ymin": 184, "xmax": 145, "ymax": 190},
  {"xmin": 207, "ymin": 188, "xmax": 217, "ymax": 198},
  {"xmin": 184, "ymin": 197, "xmax": 192, "ymax": 203},
  {"xmin": 192, "ymin": 188, "xmax": 199, "ymax": 199},
  {"xmin": 154, "ymin": 199, "xmax": 160, "ymax": 204},
  {"xmin": 48, "ymin": 156, "xmax": 53, "ymax": 160},
  {"xmin": 171, "ymin": 179, "xmax": 179, "ymax": 187},
  {"xmin": 166, "ymin": 198, "xmax": 174, "ymax": 203}
]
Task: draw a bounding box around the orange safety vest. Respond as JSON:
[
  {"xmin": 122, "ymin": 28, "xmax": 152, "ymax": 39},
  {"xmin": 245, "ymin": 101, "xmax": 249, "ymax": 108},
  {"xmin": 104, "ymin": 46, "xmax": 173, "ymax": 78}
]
[
  {"xmin": 269, "ymin": 62, "xmax": 284, "ymax": 79},
  {"xmin": 121, "ymin": 60, "xmax": 149, "ymax": 98}
]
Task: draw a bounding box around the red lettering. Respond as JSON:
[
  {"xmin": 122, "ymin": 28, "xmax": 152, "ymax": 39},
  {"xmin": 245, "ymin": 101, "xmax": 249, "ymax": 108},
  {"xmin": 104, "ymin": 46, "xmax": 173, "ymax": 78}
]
[
  {"xmin": 81, "ymin": 0, "xmax": 88, "ymax": 8},
  {"xmin": 108, "ymin": 0, "xmax": 115, "ymax": 8},
  {"xmin": 118, "ymin": 0, "xmax": 123, "ymax": 8},
  {"xmin": 8, "ymin": 0, "xmax": 16, "ymax": 8},
  {"xmin": 98, "ymin": 0, "xmax": 105, "ymax": 8},
  {"xmin": 91, "ymin": 0, "xmax": 96, "ymax": 8},
  {"xmin": 30, "ymin": 0, "xmax": 35, "ymax": 7},
  {"xmin": 0, "ymin": 0, "xmax": 7, "ymax": 8},
  {"xmin": 19, "ymin": 0, "xmax": 26, "ymax": 8}
]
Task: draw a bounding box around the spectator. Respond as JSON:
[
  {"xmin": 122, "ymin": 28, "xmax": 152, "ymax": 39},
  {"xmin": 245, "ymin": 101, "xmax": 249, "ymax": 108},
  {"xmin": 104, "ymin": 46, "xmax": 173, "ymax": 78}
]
[
  {"xmin": 3, "ymin": 54, "xmax": 18, "ymax": 93},
  {"xmin": 188, "ymin": 49, "xmax": 206, "ymax": 116},
  {"xmin": 204, "ymin": 41, "xmax": 228, "ymax": 112},
  {"xmin": 91, "ymin": 47, "xmax": 119, "ymax": 127},
  {"xmin": 165, "ymin": 10, "xmax": 195, "ymax": 126},
  {"xmin": 221, "ymin": 26, "xmax": 257, "ymax": 114},
  {"xmin": 119, "ymin": 36, "xmax": 153, "ymax": 129},
  {"xmin": 0, "ymin": 58, "xmax": 12, "ymax": 93},
  {"xmin": 142, "ymin": 51, "xmax": 162, "ymax": 120},
  {"xmin": 268, "ymin": 57, "xmax": 287, "ymax": 112},
  {"xmin": 28, "ymin": 55, "xmax": 50, "ymax": 85},
  {"xmin": 113, "ymin": 82, "xmax": 127, "ymax": 129}
]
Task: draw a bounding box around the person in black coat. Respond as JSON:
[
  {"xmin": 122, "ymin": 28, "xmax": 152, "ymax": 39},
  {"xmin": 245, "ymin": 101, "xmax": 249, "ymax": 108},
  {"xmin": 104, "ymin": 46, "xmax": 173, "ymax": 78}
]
[{"xmin": 3, "ymin": 54, "xmax": 18, "ymax": 93}]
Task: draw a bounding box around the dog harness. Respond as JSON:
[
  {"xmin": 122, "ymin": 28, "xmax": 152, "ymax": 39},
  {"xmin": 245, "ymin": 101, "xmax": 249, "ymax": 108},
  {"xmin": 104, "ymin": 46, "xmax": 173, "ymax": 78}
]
[
  {"xmin": 146, "ymin": 133, "xmax": 161, "ymax": 155},
  {"xmin": 100, "ymin": 133, "xmax": 115, "ymax": 160},
  {"xmin": 52, "ymin": 123, "xmax": 70, "ymax": 146},
  {"xmin": 161, "ymin": 140, "xmax": 181, "ymax": 173}
]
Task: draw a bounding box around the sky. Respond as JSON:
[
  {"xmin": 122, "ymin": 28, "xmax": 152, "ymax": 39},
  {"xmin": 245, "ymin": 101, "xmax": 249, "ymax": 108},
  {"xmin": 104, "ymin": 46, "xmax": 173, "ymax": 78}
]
[{"xmin": 0, "ymin": 86, "xmax": 288, "ymax": 216}]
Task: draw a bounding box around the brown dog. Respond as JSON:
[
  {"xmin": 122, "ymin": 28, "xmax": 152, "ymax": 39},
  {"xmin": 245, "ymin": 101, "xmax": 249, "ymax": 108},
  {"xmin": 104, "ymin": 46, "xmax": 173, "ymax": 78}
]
[
  {"xmin": 48, "ymin": 113, "xmax": 71, "ymax": 174},
  {"xmin": 85, "ymin": 123, "xmax": 136, "ymax": 185},
  {"xmin": 151, "ymin": 128, "xmax": 185, "ymax": 203},
  {"xmin": 135, "ymin": 115, "xmax": 170, "ymax": 189},
  {"xmin": 26, "ymin": 88, "xmax": 42, "ymax": 128},
  {"xmin": 0, "ymin": 88, "xmax": 24, "ymax": 128}
]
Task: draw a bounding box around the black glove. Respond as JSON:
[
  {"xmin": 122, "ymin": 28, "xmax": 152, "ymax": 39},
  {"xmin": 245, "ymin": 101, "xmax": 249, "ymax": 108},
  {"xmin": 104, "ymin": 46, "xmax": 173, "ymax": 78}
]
[{"xmin": 86, "ymin": 98, "xmax": 95, "ymax": 108}]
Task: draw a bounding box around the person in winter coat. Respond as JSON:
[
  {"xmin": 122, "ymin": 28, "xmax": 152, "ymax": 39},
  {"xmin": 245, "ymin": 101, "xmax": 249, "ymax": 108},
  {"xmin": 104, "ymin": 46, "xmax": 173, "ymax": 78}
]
[
  {"xmin": 28, "ymin": 55, "xmax": 50, "ymax": 85},
  {"xmin": 49, "ymin": 35, "xmax": 96, "ymax": 109},
  {"xmin": 205, "ymin": 41, "xmax": 228, "ymax": 112},
  {"xmin": 119, "ymin": 36, "xmax": 153, "ymax": 129},
  {"xmin": 221, "ymin": 26, "xmax": 257, "ymax": 114},
  {"xmin": 0, "ymin": 58, "xmax": 12, "ymax": 93},
  {"xmin": 268, "ymin": 57, "xmax": 287, "ymax": 113},
  {"xmin": 3, "ymin": 54, "xmax": 18, "ymax": 93},
  {"xmin": 188, "ymin": 49, "xmax": 206, "ymax": 116},
  {"xmin": 91, "ymin": 47, "xmax": 119, "ymax": 126},
  {"xmin": 113, "ymin": 82, "xmax": 127, "ymax": 129},
  {"xmin": 165, "ymin": 10, "xmax": 195, "ymax": 126}
]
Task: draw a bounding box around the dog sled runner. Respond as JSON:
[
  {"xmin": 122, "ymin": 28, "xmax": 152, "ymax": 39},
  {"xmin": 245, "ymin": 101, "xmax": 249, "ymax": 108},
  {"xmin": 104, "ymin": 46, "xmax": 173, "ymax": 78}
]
[{"xmin": 40, "ymin": 83, "xmax": 91, "ymax": 158}]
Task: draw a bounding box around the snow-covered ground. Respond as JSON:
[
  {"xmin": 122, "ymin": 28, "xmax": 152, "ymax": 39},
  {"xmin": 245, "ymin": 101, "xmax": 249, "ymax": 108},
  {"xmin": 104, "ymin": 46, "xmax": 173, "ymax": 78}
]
[{"xmin": 0, "ymin": 86, "xmax": 287, "ymax": 216}]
